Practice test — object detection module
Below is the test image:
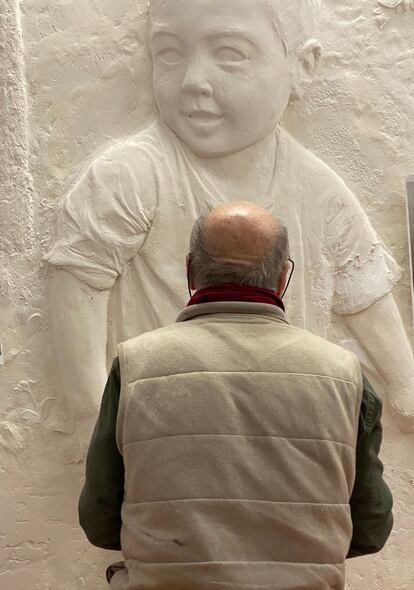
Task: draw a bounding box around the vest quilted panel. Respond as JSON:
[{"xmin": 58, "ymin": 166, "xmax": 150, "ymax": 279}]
[{"xmin": 116, "ymin": 306, "xmax": 362, "ymax": 590}]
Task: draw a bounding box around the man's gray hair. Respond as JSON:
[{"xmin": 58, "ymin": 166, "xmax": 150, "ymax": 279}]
[{"xmin": 189, "ymin": 211, "xmax": 289, "ymax": 290}]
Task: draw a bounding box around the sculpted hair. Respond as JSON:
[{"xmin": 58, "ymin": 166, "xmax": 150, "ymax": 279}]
[
  {"xmin": 148, "ymin": 0, "xmax": 320, "ymax": 54},
  {"xmin": 268, "ymin": 0, "xmax": 321, "ymax": 54},
  {"xmin": 189, "ymin": 211, "xmax": 289, "ymax": 291}
]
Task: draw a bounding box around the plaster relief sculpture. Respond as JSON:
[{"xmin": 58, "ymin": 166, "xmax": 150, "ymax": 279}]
[
  {"xmin": 46, "ymin": 0, "xmax": 414, "ymax": 446},
  {"xmin": 406, "ymin": 176, "xmax": 414, "ymax": 325},
  {"xmin": 374, "ymin": 0, "xmax": 414, "ymax": 28}
]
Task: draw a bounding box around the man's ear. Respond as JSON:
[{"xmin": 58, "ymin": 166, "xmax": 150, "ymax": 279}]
[
  {"xmin": 289, "ymin": 39, "xmax": 322, "ymax": 103},
  {"xmin": 277, "ymin": 262, "xmax": 290, "ymax": 297}
]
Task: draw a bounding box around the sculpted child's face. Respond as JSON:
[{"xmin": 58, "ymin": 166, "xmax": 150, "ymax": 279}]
[{"xmin": 150, "ymin": 0, "xmax": 293, "ymax": 158}]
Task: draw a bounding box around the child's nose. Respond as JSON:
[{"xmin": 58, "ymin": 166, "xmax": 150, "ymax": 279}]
[{"xmin": 181, "ymin": 59, "xmax": 213, "ymax": 97}]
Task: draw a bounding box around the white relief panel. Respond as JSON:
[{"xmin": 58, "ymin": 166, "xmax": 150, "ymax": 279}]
[
  {"xmin": 45, "ymin": 0, "xmax": 414, "ymax": 438},
  {"xmin": 2, "ymin": 0, "xmax": 413, "ymax": 588}
]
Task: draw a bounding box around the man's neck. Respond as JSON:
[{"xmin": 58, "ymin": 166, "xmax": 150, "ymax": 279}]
[{"xmin": 183, "ymin": 130, "xmax": 278, "ymax": 205}]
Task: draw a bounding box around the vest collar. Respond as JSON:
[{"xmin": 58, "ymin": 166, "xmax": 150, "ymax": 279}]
[{"xmin": 177, "ymin": 301, "xmax": 288, "ymax": 324}]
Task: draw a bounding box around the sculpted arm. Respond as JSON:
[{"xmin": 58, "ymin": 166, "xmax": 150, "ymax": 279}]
[
  {"xmin": 47, "ymin": 148, "xmax": 155, "ymax": 450},
  {"xmin": 343, "ymin": 293, "xmax": 414, "ymax": 432},
  {"xmin": 326, "ymin": 185, "xmax": 413, "ymax": 430},
  {"xmin": 51, "ymin": 270, "xmax": 110, "ymax": 445}
]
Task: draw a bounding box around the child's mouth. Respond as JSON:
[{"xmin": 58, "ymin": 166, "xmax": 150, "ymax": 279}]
[{"xmin": 184, "ymin": 110, "xmax": 223, "ymax": 130}]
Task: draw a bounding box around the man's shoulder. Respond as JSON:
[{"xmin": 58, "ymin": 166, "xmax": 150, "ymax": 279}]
[
  {"xmin": 284, "ymin": 323, "xmax": 362, "ymax": 385},
  {"xmin": 118, "ymin": 321, "xmax": 193, "ymax": 382},
  {"xmin": 122, "ymin": 319, "xmax": 207, "ymax": 357},
  {"xmin": 119, "ymin": 317, "xmax": 362, "ymax": 389},
  {"xmin": 121, "ymin": 321, "xmax": 184, "ymax": 350}
]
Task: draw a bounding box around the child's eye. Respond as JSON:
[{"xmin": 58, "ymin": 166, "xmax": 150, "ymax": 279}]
[
  {"xmin": 155, "ymin": 49, "xmax": 184, "ymax": 66},
  {"xmin": 215, "ymin": 47, "xmax": 248, "ymax": 63}
]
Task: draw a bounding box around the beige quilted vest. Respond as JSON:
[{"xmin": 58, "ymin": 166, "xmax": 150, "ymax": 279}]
[{"xmin": 115, "ymin": 302, "xmax": 362, "ymax": 590}]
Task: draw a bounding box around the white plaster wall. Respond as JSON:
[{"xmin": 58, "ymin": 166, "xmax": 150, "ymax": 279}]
[{"xmin": 1, "ymin": 0, "xmax": 413, "ymax": 588}]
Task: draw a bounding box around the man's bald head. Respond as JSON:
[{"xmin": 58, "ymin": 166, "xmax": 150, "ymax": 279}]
[
  {"xmin": 189, "ymin": 202, "xmax": 289, "ymax": 292},
  {"xmin": 202, "ymin": 202, "xmax": 280, "ymax": 266}
]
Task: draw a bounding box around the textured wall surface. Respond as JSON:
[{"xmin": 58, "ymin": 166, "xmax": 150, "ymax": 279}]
[{"xmin": 1, "ymin": 0, "xmax": 413, "ymax": 588}]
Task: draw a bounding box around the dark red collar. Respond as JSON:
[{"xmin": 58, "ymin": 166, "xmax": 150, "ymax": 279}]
[{"xmin": 187, "ymin": 284, "xmax": 285, "ymax": 312}]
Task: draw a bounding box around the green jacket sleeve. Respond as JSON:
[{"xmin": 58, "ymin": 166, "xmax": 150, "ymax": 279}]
[
  {"xmin": 347, "ymin": 375, "xmax": 393, "ymax": 558},
  {"xmin": 78, "ymin": 358, "xmax": 125, "ymax": 551}
]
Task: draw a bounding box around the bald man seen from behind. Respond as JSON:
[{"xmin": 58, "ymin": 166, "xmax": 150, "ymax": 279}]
[{"xmin": 79, "ymin": 202, "xmax": 393, "ymax": 590}]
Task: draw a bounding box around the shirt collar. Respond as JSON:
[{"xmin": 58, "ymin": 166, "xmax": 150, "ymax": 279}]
[
  {"xmin": 177, "ymin": 300, "xmax": 288, "ymax": 324},
  {"xmin": 187, "ymin": 283, "xmax": 285, "ymax": 312}
]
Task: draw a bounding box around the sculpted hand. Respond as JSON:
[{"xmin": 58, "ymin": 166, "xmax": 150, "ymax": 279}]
[{"xmin": 343, "ymin": 294, "xmax": 414, "ymax": 435}]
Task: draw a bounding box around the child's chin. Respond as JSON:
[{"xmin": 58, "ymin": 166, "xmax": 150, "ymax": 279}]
[
  {"xmin": 185, "ymin": 142, "xmax": 236, "ymax": 159},
  {"xmin": 178, "ymin": 134, "xmax": 256, "ymax": 159}
]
